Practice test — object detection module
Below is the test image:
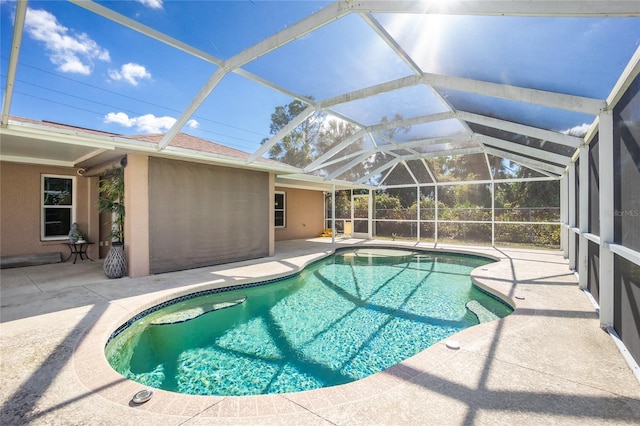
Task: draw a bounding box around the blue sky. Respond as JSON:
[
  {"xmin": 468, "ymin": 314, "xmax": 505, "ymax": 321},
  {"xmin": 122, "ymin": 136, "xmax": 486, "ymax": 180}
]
[
  {"xmin": 0, "ymin": 0, "xmax": 329, "ymax": 152},
  {"xmin": 1, "ymin": 0, "xmax": 639, "ymax": 154}
]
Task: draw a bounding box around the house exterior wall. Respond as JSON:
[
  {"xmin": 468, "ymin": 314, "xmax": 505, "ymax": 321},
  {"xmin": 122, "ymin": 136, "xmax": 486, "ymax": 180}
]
[
  {"xmin": 269, "ymin": 173, "xmax": 275, "ymax": 256},
  {"xmin": 274, "ymin": 186, "xmax": 324, "ymax": 241},
  {"xmin": 0, "ymin": 161, "xmax": 98, "ymax": 259},
  {"xmin": 98, "ymin": 209, "xmax": 112, "ymax": 259},
  {"xmin": 124, "ymin": 154, "xmax": 150, "ymax": 277},
  {"xmin": 147, "ymin": 157, "xmax": 270, "ymax": 274},
  {"xmin": 0, "ymin": 159, "xmax": 321, "ymax": 274}
]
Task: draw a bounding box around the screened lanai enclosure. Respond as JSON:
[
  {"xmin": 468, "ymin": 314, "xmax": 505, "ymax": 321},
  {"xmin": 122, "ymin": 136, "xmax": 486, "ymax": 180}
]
[{"xmin": 1, "ymin": 2, "xmax": 640, "ymax": 372}]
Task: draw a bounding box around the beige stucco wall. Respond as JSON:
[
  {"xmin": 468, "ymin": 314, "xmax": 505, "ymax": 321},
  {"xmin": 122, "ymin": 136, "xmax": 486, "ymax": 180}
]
[
  {"xmin": 274, "ymin": 186, "xmax": 324, "ymax": 241},
  {"xmin": 124, "ymin": 154, "xmax": 150, "ymax": 277},
  {"xmin": 0, "ymin": 161, "xmax": 98, "ymax": 259},
  {"xmin": 0, "ymin": 159, "xmax": 323, "ymax": 273},
  {"xmin": 269, "ymin": 173, "xmax": 275, "ymax": 256},
  {"xmin": 98, "ymin": 209, "xmax": 112, "ymax": 259}
]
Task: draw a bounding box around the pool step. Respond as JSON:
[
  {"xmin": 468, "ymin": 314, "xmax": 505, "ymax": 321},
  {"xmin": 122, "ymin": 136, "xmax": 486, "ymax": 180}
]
[
  {"xmin": 150, "ymin": 296, "xmax": 247, "ymax": 325},
  {"xmin": 465, "ymin": 300, "xmax": 499, "ymax": 323}
]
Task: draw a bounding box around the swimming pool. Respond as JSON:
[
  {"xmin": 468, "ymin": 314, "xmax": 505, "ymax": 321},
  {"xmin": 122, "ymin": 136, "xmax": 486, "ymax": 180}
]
[{"xmin": 105, "ymin": 248, "xmax": 512, "ymax": 396}]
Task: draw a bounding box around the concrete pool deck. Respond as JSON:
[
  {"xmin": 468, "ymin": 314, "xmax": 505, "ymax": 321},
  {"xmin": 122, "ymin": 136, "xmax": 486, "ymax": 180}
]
[{"xmin": 1, "ymin": 238, "xmax": 639, "ymax": 425}]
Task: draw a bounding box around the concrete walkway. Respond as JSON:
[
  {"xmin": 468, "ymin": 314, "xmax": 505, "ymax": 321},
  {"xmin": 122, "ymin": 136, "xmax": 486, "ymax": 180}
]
[{"xmin": 1, "ymin": 239, "xmax": 639, "ymax": 425}]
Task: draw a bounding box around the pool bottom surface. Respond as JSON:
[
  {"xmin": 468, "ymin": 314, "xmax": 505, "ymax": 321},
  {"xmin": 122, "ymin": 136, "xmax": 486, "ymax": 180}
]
[{"xmin": 106, "ymin": 248, "xmax": 512, "ymax": 396}]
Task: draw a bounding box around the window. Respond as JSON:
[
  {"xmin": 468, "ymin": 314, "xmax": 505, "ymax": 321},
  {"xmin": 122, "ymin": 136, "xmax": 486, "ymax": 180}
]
[
  {"xmin": 42, "ymin": 175, "xmax": 75, "ymax": 240},
  {"xmin": 274, "ymin": 191, "xmax": 285, "ymax": 228}
]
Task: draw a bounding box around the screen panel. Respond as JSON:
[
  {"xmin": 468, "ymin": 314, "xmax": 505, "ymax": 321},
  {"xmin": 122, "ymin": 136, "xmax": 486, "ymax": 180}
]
[
  {"xmin": 148, "ymin": 158, "xmax": 269, "ymax": 273},
  {"xmin": 587, "ymin": 239, "xmax": 600, "ymax": 303},
  {"xmin": 589, "ymin": 135, "xmax": 600, "ymax": 236},
  {"xmin": 574, "ymin": 159, "xmax": 580, "ymax": 227},
  {"xmin": 574, "ymin": 232, "xmax": 580, "ymax": 268},
  {"xmin": 495, "ymin": 224, "xmax": 560, "ymax": 248},
  {"xmin": 373, "ymin": 221, "xmax": 417, "ymax": 241},
  {"xmin": 613, "ymin": 73, "xmax": 640, "ymax": 252},
  {"xmin": 613, "ymin": 254, "xmax": 640, "ymax": 366},
  {"xmin": 439, "ymin": 223, "xmax": 492, "ymax": 245}
]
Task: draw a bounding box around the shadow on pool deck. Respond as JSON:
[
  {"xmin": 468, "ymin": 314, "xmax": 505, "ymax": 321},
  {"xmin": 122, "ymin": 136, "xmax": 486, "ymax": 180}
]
[{"xmin": 1, "ymin": 239, "xmax": 639, "ymax": 425}]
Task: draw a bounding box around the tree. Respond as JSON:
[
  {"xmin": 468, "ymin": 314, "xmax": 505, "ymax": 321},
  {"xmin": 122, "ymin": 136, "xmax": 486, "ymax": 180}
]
[
  {"xmin": 98, "ymin": 166, "xmax": 127, "ymax": 278},
  {"xmin": 98, "ymin": 167, "xmax": 125, "ymax": 243},
  {"xmin": 374, "ymin": 191, "xmax": 403, "ymax": 220},
  {"xmin": 315, "ymin": 118, "xmax": 365, "ymax": 181},
  {"xmin": 379, "ymin": 114, "xmax": 410, "ymax": 140},
  {"xmin": 334, "ymin": 190, "xmax": 350, "ymax": 219},
  {"xmin": 262, "ymin": 99, "xmax": 325, "ymax": 168}
]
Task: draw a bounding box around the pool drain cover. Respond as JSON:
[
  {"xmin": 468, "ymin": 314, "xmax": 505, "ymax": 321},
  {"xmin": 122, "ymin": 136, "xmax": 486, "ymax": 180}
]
[{"xmin": 132, "ymin": 389, "xmax": 153, "ymax": 404}]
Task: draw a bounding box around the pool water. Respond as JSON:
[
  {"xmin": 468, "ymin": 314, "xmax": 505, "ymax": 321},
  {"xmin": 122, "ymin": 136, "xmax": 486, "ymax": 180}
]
[{"xmin": 105, "ymin": 248, "xmax": 512, "ymax": 396}]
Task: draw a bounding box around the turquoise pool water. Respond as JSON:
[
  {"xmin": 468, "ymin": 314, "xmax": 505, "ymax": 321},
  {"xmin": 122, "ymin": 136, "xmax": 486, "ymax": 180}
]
[{"xmin": 105, "ymin": 248, "xmax": 512, "ymax": 396}]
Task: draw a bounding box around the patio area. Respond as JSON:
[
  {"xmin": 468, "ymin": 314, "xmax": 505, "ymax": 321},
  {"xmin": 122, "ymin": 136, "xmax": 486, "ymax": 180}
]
[{"xmin": 1, "ymin": 239, "xmax": 639, "ymax": 425}]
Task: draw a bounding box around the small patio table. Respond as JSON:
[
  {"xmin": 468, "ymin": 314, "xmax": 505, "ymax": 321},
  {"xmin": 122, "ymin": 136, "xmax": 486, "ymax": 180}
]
[{"xmin": 63, "ymin": 242, "xmax": 94, "ymax": 264}]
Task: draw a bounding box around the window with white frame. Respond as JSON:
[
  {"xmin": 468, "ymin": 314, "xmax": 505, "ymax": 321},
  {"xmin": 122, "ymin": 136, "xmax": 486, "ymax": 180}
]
[
  {"xmin": 42, "ymin": 175, "xmax": 75, "ymax": 240},
  {"xmin": 274, "ymin": 191, "xmax": 285, "ymax": 228}
]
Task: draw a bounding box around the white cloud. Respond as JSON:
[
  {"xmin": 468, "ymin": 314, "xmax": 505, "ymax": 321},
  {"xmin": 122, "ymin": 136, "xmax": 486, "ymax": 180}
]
[
  {"xmin": 136, "ymin": 0, "xmax": 163, "ymax": 9},
  {"xmin": 108, "ymin": 63, "xmax": 151, "ymax": 86},
  {"xmin": 186, "ymin": 119, "xmax": 200, "ymax": 129},
  {"xmin": 104, "ymin": 112, "xmax": 182, "ymax": 134},
  {"xmin": 562, "ymin": 123, "xmax": 591, "ymax": 137},
  {"xmin": 104, "ymin": 112, "xmax": 135, "ymax": 128},
  {"xmin": 24, "ymin": 8, "xmax": 110, "ymax": 75}
]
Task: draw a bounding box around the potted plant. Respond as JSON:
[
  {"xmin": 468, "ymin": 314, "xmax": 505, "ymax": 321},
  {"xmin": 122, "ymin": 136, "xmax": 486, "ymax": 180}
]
[
  {"xmin": 75, "ymin": 231, "xmax": 88, "ymax": 244},
  {"xmin": 68, "ymin": 223, "xmax": 88, "ymax": 243},
  {"xmin": 98, "ymin": 167, "xmax": 126, "ymax": 278}
]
